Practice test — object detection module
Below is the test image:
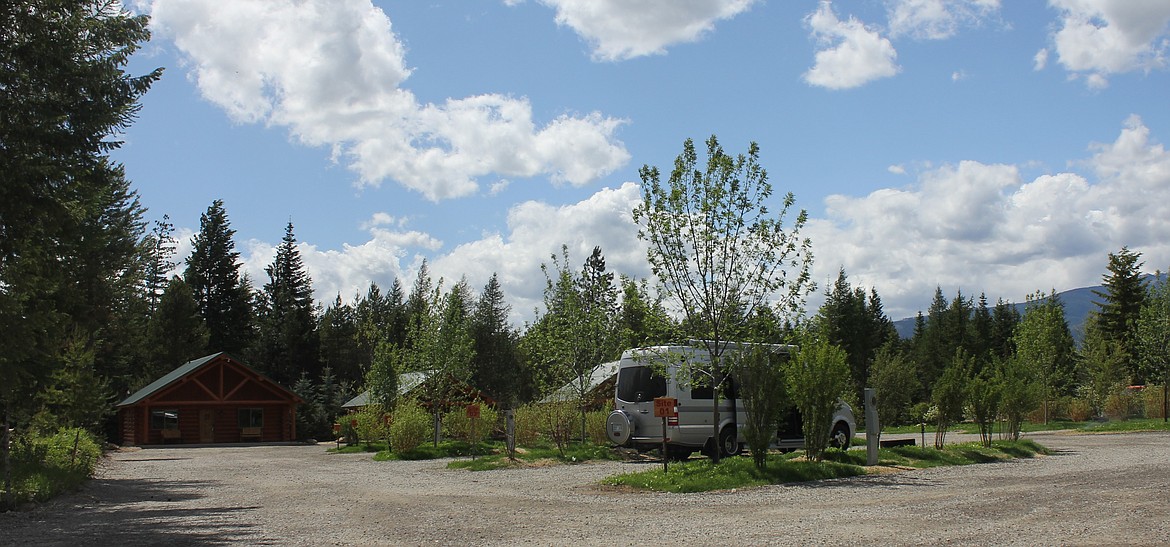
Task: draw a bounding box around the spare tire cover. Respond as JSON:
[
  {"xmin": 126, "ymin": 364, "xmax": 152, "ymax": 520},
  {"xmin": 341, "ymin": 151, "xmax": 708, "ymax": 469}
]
[{"xmin": 606, "ymin": 410, "xmax": 634, "ymax": 446}]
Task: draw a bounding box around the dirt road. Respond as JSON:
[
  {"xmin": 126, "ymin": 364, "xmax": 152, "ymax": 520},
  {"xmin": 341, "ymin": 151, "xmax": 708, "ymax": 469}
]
[{"xmin": 2, "ymin": 431, "xmax": 1168, "ymax": 546}]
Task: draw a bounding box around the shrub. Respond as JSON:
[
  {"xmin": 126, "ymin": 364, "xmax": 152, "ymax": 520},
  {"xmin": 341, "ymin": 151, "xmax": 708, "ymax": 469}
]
[
  {"xmin": 351, "ymin": 405, "xmax": 390, "ymax": 446},
  {"xmin": 585, "ymin": 406, "xmax": 611, "ymax": 446},
  {"xmin": 511, "ymin": 404, "xmax": 543, "ymax": 447},
  {"xmin": 1144, "ymin": 386, "xmax": 1167, "ymax": 421},
  {"xmin": 1104, "ymin": 388, "xmax": 1143, "ymax": 420},
  {"xmin": 390, "ymin": 399, "xmax": 431, "ymax": 454},
  {"xmin": 4, "ymin": 427, "xmax": 102, "ymax": 509},
  {"xmin": 1067, "ymin": 398, "xmax": 1095, "ymax": 422},
  {"xmin": 789, "ymin": 337, "xmax": 851, "ymax": 462},
  {"xmin": 442, "ymin": 403, "xmax": 499, "ymax": 444}
]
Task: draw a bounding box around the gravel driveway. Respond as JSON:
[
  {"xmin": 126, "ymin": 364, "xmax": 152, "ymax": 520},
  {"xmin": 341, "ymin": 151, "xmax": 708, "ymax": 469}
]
[{"xmin": 2, "ymin": 431, "xmax": 1169, "ymax": 546}]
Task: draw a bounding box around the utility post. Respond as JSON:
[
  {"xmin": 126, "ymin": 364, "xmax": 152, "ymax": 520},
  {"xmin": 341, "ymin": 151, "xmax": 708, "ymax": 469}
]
[{"xmin": 865, "ymin": 388, "xmax": 879, "ymax": 466}]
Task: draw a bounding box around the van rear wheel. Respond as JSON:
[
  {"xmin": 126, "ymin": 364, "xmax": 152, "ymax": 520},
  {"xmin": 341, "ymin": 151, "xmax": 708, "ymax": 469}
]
[{"xmin": 718, "ymin": 426, "xmax": 741, "ymax": 458}]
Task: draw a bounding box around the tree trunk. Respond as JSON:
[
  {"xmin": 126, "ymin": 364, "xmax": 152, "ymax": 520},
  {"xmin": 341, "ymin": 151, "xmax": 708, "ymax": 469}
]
[
  {"xmin": 2, "ymin": 405, "xmax": 11, "ymax": 511},
  {"xmin": 432, "ymin": 410, "xmax": 441, "ymax": 447}
]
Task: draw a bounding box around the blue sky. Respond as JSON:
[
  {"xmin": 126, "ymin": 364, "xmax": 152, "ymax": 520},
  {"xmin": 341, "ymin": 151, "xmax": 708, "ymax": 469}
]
[{"xmin": 116, "ymin": 0, "xmax": 1170, "ymax": 324}]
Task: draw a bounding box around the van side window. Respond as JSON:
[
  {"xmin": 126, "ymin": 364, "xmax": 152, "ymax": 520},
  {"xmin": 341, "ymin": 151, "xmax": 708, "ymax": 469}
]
[
  {"xmin": 690, "ymin": 382, "xmax": 713, "ymax": 400},
  {"xmin": 616, "ymin": 366, "xmax": 667, "ymax": 402}
]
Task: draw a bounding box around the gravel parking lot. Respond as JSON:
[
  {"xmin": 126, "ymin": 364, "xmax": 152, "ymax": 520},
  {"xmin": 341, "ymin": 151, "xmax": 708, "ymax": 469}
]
[{"xmin": 2, "ymin": 431, "xmax": 1169, "ymax": 546}]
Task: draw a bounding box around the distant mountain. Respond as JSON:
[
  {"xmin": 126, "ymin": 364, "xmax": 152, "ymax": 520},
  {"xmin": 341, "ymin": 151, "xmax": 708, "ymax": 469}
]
[{"xmin": 891, "ymin": 274, "xmax": 1163, "ymax": 344}]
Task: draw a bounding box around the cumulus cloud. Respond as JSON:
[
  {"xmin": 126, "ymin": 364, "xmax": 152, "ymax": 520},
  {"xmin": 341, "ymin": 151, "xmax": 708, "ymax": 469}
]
[
  {"xmin": 230, "ymin": 184, "xmax": 646, "ymax": 324},
  {"xmin": 885, "ymin": 0, "xmax": 1000, "ymax": 40},
  {"xmin": 143, "ymin": 0, "xmax": 630, "ymax": 201},
  {"xmin": 507, "ymin": 0, "xmax": 757, "ymax": 61},
  {"xmin": 1047, "ymin": 0, "xmax": 1170, "ymax": 87},
  {"xmin": 806, "ymin": 115, "xmax": 1170, "ymax": 319},
  {"xmin": 804, "ymin": 2, "xmax": 901, "ymax": 89}
]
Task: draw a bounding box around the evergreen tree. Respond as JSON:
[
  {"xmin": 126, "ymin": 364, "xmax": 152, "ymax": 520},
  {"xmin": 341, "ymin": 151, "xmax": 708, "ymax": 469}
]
[
  {"xmin": 254, "ymin": 221, "xmax": 319, "ymax": 384},
  {"xmin": 1015, "ymin": 291, "xmax": 1076, "ymax": 424},
  {"xmin": 184, "ymin": 200, "xmax": 253, "ymax": 354},
  {"xmin": 1093, "ymin": 247, "xmax": 1149, "ymax": 382},
  {"xmin": 814, "ymin": 269, "xmax": 896, "ymax": 403},
  {"xmin": 319, "ymin": 294, "xmax": 362, "ymax": 385},
  {"xmin": 144, "ymin": 276, "xmax": 210, "ymax": 386},
  {"xmin": 617, "ymin": 275, "xmax": 678, "ymax": 348},
  {"xmin": 1, "ymin": 1, "xmax": 160, "ymax": 500},
  {"xmin": 470, "ymin": 274, "xmax": 522, "ymax": 406},
  {"xmin": 142, "ymin": 215, "xmax": 177, "ymax": 316}
]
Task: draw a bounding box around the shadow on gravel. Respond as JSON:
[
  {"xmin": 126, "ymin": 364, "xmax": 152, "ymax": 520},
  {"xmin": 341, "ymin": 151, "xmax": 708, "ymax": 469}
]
[{"xmin": 0, "ymin": 477, "xmax": 267, "ymax": 546}]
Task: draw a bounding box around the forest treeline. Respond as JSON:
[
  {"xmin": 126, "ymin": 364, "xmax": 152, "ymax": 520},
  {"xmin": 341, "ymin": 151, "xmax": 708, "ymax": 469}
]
[{"xmin": 4, "ymin": 0, "xmax": 1170, "ymax": 480}]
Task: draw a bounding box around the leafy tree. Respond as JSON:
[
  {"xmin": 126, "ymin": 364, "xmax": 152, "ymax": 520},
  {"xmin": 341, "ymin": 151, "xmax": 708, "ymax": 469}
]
[
  {"xmin": 365, "ymin": 341, "xmax": 399, "ymax": 413},
  {"xmin": 1016, "ymin": 291, "xmax": 1076, "ymax": 424},
  {"xmin": 932, "ymin": 349, "xmax": 971, "ymax": 449},
  {"xmin": 633, "ymin": 136, "xmax": 814, "ymax": 463},
  {"xmin": 788, "ymin": 336, "xmax": 850, "ymax": 462},
  {"xmin": 870, "ymin": 343, "xmax": 920, "ymax": 431},
  {"xmin": 253, "ymin": 221, "xmax": 319, "ymax": 385},
  {"xmin": 393, "ymin": 277, "xmax": 476, "ymax": 446},
  {"xmin": 184, "ymin": 200, "xmax": 253, "ymax": 354},
  {"xmin": 1137, "ymin": 271, "xmax": 1170, "ymax": 421},
  {"xmin": 527, "ymin": 246, "xmax": 622, "ymax": 441},
  {"xmin": 1093, "ymin": 247, "xmax": 1149, "ymax": 382},
  {"xmin": 728, "ymin": 345, "xmax": 787, "ymax": 469},
  {"xmin": 1077, "ymin": 311, "xmax": 1129, "ymax": 416},
  {"xmin": 470, "ymin": 273, "xmax": 522, "ymax": 406},
  {"xmin": 966, "ymin": 368, "xmax": 1000, "ymax": 448},
  {"xmin": 997, "ymin": 354, "xmax": 1041, "ymax": 441},
  {"xmin": 1, "ymin": 0, "xmax": 160, "ymax": 502}
]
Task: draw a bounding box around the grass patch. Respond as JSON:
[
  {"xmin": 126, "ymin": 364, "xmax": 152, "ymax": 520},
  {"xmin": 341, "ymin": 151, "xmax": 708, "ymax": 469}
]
[
  {"xmin": 1077, "ymin": 419, "xmax": 1170, "ymax": 433},
  {"xmin": 327, "ymin": 441, "xmax": 388, "ymax": 454},
  {"xmin": 880, "ymin": 420, "xmax": 1089, "ymax": 435},
  {"xmin": 603, "ymin": 440, "xmax": 1047, "ymax": 493},
  {"xmin": 443, "ymin": 441, "xmax": 623, "ymax": 470}
]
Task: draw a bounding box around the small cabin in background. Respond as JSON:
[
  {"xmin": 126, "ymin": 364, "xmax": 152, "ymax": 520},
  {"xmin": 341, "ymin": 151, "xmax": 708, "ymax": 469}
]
[{"xmin": 116, "ymin": 353, "xmax": 303, "ymax": 446}]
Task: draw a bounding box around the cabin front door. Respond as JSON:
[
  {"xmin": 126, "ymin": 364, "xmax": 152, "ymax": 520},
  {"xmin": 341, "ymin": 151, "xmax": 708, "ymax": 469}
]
[{"xmin": 199, "ymin": 409, "xmax": 215, "ymax": 443}]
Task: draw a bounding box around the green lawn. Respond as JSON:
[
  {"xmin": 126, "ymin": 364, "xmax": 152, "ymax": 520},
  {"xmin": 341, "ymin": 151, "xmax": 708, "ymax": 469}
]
[{"xmin": 601, "ymin": 440, "xmax": 1048, "ymax": 493}]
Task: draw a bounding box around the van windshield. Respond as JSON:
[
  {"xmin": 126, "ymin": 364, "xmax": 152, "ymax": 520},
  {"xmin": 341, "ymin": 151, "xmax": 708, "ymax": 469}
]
[{"xmin": 616, "ymin": 366, "xmax": 667, "ymax": 403}]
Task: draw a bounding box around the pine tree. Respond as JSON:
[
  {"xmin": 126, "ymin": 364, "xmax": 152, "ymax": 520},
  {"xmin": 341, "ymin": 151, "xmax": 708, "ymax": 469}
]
[
  {"xmin": 142, "ymin": 215, "xmax": 178, "ymax": 316},
  {"xmin": 254, "ymin": 221, "xmax": 319, "ymax": 384},
  {"xmin": 470, "ymin": 274, "xmax": 522, "ymax": 406},
  {"xmin": 184, "ymin": 200, "xmax": 253, "ymax": 355},
  {"xmin": 1094, "ymin": 247, "xmax": 1149, "ymax": 382},
  {"xmin": 319, "ymin": 294, "xmax": 362, "ymax": 385},
  {"xmin": 144, "ymin": 277, "xmax": 209, "ymax": 385},
  {"xmin": 1, "ymin": 1, "xmax": 161, "ymax": 505}
]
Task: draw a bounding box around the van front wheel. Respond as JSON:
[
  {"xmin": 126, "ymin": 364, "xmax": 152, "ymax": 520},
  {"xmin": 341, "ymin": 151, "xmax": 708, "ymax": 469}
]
[{"xmin": 719, "ymin": 427, "xmax": 741, "ymax": 458}]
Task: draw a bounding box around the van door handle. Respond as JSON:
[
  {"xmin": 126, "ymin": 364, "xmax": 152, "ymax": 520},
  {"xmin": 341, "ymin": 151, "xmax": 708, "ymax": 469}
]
[{"xmin": 638, "ymin": 409, "xmax": 649, "ymax": 414}]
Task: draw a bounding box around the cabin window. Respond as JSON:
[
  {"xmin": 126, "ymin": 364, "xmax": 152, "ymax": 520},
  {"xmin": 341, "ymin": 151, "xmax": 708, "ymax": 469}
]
[
  {"xmin": 616, "ymin": 366, "xmax": 667, "ymax": 402},
  {"xmin": 150, "ymin": 409, "xmax": 179, "ymax": 430},
  {"xmin": 238, "ymin": 408, "xmax": 263, "ymax": 428}
]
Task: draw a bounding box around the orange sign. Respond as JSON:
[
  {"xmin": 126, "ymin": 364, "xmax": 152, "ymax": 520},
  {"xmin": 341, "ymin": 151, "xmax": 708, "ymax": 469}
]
[
  {"xmin": 466, "ymin": 404, "xmax": 481, "ymax": 419},
  {"xmin": 653, "ymin": 397, "xmax": 678, "ymax": 418}
]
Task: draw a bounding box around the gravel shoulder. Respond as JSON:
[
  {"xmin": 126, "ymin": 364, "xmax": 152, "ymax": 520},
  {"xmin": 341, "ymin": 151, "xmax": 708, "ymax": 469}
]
[{"xmin": 3, "ymin": 431, "xmax": 1169, "ymax": 546}]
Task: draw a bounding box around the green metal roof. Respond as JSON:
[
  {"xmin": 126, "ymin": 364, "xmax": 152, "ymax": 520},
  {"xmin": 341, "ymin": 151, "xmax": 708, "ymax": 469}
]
[
  {"xmin": 341, "ymin": 371, "xmax": 432, "ymax": 408},
  {"xmin": 117, "ymin": 353, "xmax": 225, "ymax": 407},
  {"xmin": 116, "ymin": 352, "xmax": 302, "ymax": 407}
]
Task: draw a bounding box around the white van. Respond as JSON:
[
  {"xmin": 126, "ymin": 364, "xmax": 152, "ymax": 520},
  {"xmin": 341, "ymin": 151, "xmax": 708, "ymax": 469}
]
[{"xmin": 605, "ymin": 344, "xmax": 856, "ymax": 460}]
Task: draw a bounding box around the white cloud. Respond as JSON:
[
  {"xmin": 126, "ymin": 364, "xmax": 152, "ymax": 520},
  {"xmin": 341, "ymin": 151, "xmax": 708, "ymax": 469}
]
[
  {"xmin": 806, "ymin": 115, "xmax": 1170, "ymax": 320},
  {"xmin": 508, "ymin": 0, "xmax": 757, "ymax": 62},
  {"xmin": 886, "ymin": 0, "xmax": 1000, "ymax": 40},
  {"xmin": 143, "ymin": 0, "xmax": 630, "ymax": 201},
  {"xmin": 1034, "ymin": 48, "xmax": 1050, "ymax": 70},
  {"xmin": 804, "ymin": 2, "xmax": 901, "ymax": 90},
  {"xmin": 1048, "ymin": 0, "xmax": 1170, "ymax": 87}
]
